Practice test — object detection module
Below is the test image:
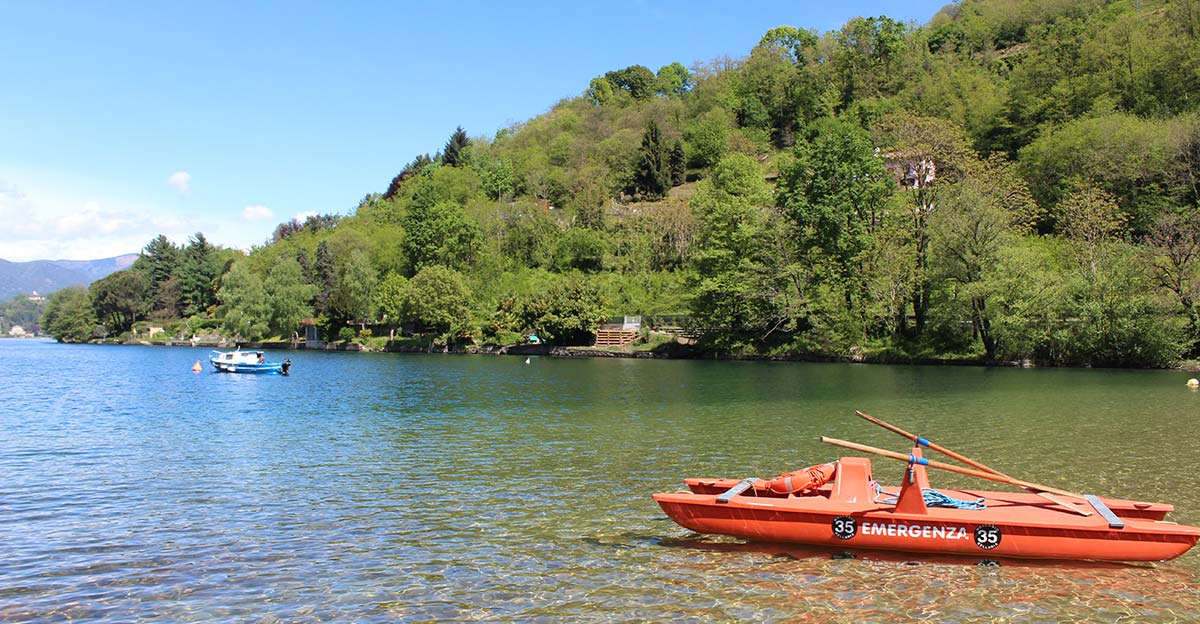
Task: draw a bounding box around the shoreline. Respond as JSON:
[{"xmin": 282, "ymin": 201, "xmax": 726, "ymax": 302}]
[{"xmin": 76, "ymin": 337, "xmax": 1200, "ymax": 372}]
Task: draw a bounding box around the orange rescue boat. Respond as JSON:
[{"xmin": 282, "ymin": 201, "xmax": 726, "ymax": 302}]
[{"xmin": 654, "ymin": 425, "xmax": 1200, "ymax": 562}]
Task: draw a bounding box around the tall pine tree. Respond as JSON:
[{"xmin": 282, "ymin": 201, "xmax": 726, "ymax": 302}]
[
  {"xmin": 384, "ymin": 154, "xmax": 434, "ymax": 199},
  {"xmin": 669, "ymin": 139, "xmax": 686, "ymax": 186},
  {"xmin": 633, "ymin": 121, "xmax": 670, "ymax": 200},
  {"xmin": 442, "ymin": 127, "xmax": 469, "ymax": 167},
  {"xmin": 314, "ymin": 240, "xmax": 338, "ymax": 317},
  {"xmin": 179, "ymin": 232, "xmax": 219, "ymax": 316}
]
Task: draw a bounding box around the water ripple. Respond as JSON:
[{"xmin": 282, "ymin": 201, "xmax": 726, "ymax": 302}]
[{"xmin": 2, "ymin": 341, "xmax": 1200, "ymax": 621}]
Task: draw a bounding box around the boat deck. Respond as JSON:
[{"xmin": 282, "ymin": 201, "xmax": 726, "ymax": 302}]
[{"xmin": 654, "ymin": 456, "xmax": 1200, "ymax": 561}]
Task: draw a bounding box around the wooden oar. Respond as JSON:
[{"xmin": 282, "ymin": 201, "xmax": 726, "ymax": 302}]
[
  {"xmin": 854, "ymin": 411, "xmax": 1091, "ymax": 516},
  {"xmin": 855, "ymin": 411, "xmax": 1006, "ymax": 474},
  {"xmin": 819, "ymin": 436, "xmax": 1092, "ymax": 501}
]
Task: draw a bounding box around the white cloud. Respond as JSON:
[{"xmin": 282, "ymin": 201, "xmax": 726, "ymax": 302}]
[
  {"xmin": 293, "ymin": 210, "xmax": 317, "ymax": 223},
  {"xmin": 0, "ymin": 180, "xmax": 42, "ymax": 237},
  {"xmin": 0, "ymin": 173, "xmax": 205, "ymax": 261},
  {"xmin": 55, "ymin": 200, "xmax": 129, "ymax": 235},
  {"xmin": 0, "ymin": 170, "xmax": 282, "ymax": 262},
  {"xmin": 242, "ymin": 204, "xmax": 274, "ymax": 222},
  {"xmin": 167, "ymin": 171, "xmax": 191, "ymax": 194}
]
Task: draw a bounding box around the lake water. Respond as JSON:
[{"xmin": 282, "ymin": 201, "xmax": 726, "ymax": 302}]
[{"xmin": 2, "ymin": 339, "xmax": 1200, "ymax": 622}]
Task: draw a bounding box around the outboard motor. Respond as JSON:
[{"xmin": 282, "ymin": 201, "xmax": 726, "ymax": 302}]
[{"xmin": 281, "ymin": 359, "xmax": 292, "ymax": 375}]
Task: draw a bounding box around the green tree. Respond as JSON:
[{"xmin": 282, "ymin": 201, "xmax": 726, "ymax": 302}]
[
  {"xmin": 90, "ymin": 270, "xmax": 151, "ymax": 334},
  {"xmin": 517, "ymin": 275, "xmax": 607, "ymax": 345},
  {"xmin": 1146, "ymin": 212, "xmax": 1200, "ymax": 353},
  {"xmin": 41, "ymin": 286, "xmax": 97, "ymax": 343},
  {"xmin": 741, "ymin": 28, "xmax": 824, "ymax": 146},
  {"xmin": 1050, "ymin": 188, "xmax": 1179, "ymax": 367},
  {"xmin": 632, "ymin": 120, "xmax": 670, "ymax": 200},
  {"xmin": 604, "ymin": 65, "xmax": 657, "ymax": 100},
  {"xmin": 136, "ymin": 234, "xmax": 182, "ymax": 317},
  {"xmin": 385, "ymin": 154, "xmax": 434, "ymax": 198},
  {"xmin": 402, "ymin": 264, "xmax": 472, "ymax": 337},
  {"xmin": 831, "ymin": 16, "xmax": 908, "ymax": 108},
  {"xmin": 478, "ymin": 154, "xmax": 518, "ymax": 200},
  {"xmin": 264, "ymin": 256, "xmax": 317, "ymax": 337},
  {"xmin": 1019, "ymin": 113, "xmax": 1179, "ymax": 231},
  {"xmin": 217, "ymin": 261, "xmax": 270, "ymax": 341},
  {"xmin": 1057, "ymin": 187, "xmax": 1130, "ymax": 280},
  {"xmin": 585, "ymin": 76, "xmax": 617, "ymax": 106},
  {"xmin": 758, "ymin": 26, "xmax": 819, "ymax": 66},
  {"xmin": 686, "ymin": 110, "xmax": 731, "ymax": 169},
  {"xmin": 442, "ymin": 126, "xmax": 470, "ymax": 167},
  {"xmin": 374, "ymin": 271, "xmax": 411, "ymax": 324},
  {"xmin": 872, "ymin": 112, "xmax": 979, "ymax": 335},
  {"xmin": 401, "ymin": 199, "xmax": 481, "ymax": 271},
  {"xmin": 668, "ymin": 140, "xmax": 686, "ymax": 186},
  {"xmin": 930, "ymin": 179, "xmax": 1018, "ymax": 358},
  {"xmin": 687, "ymin": 153, "xmax": 792, "ymax": 350},
  {"xmin": 497, "ymin": 204, "xmax": 559, "ymax": 268},
  {"xmin": 152, "ymin": 276, "xmax": 183, "ymax": 321},
  {"xmin": 552, "ymin": 228, "xmax": 608, "ymax": 273},
  {"xmin": 656, "ymin": 62, "xmax": 693, "ymax": 96},
  {"xmin": 314, "ymin": 240, "xmax": 337, "ymax": 316},
  {"xmin": 139, "ymin": 234, "xmax": 180, "ymax": 286},
  {"xmin": 863, "ymin": 216, "xmax": 916, "ymax": 342},
  {"xmin": 295, "ymin": 247, "xmax": 313, "ymax": 280},
  {"xmin": 1057, "ymin": 246, "xmax": 1184, "ymax": 368},
  {"xmin": 332, "ymin": 249, "xmax": 379, "ymax": 326},
  {"xmin": 777, "ymin": 119, "xmax": 892, "ymax": 319},
  {"xmin": 984, "ymin": 239, "xmax": 1072, "ymax": 362},
  {"xmin": 179, "ymin": 232, "xmax": 220, "ymax": 316}
]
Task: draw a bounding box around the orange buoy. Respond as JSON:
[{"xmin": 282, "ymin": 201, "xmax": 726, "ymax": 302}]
[
  {"xmin": 764, "ymin": 462, "xmax": 837, "ymax": 495},
  {"xmin": 192, "ymin": 360, "xmax": 203, "ymax": 372}
]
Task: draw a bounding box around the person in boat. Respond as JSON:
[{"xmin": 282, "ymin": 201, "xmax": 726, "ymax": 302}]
[{"xmin": 258, "ymin": 353, "xmax": 264, "ymax": 364}]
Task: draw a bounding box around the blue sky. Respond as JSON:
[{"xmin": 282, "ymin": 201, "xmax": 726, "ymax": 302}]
[{"xmin": 0, "ymin": 0, "xmax": 950, "ymax": 261}]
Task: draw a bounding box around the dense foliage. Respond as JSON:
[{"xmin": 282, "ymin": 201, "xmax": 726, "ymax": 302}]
[
  {"xmin": 39, "ymin": 0, "xmax": 1200, "ymax": 366},
  {"xmin": 0, "ymin": 294, "xmax": 47, "ymax": 335}
]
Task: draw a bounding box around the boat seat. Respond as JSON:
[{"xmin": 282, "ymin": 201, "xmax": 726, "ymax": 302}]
[{"xmin": 831, "ymin": 457, "xmax": 874, "ymax": 504}]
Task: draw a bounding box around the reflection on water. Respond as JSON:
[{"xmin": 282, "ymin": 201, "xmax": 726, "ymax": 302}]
[
  {"xmin": 1, "ymin": 339, "xmax": 1199, "ymax": 621},
  {"xmin": 651, "ymin": 536, "xmax": 1200, "ymax": 622}
]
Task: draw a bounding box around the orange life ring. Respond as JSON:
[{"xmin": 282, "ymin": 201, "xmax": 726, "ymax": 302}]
[{"xmin": 764, "ymin": 462, "xmax": 837, "ymax": 495}]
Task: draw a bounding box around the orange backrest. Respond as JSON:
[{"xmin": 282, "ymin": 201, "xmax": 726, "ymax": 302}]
[{"xmin": 831, "ymin": 457, "xmax": 874, "ymax": 503}]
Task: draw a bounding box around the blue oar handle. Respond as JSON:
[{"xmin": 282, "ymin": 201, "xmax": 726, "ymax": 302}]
[{"xmin": 908, "ymin": 454, "xmax": 929, "ymax": 466}]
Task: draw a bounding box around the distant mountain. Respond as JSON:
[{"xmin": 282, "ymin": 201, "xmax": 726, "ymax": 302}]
[{"xmin": 0, "ymin": 254, "xmax": 138, "ymax": 299}]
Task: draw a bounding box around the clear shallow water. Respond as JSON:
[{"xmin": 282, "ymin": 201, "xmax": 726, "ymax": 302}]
[{"xmin": 2, "ymin": 339, "xmax": 1200, "ymax": 622}]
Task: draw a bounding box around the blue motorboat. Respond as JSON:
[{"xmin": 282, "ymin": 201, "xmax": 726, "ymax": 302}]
[{"xmin": 209, "ymin": 349, "xmax": 291, "ymax": 375}]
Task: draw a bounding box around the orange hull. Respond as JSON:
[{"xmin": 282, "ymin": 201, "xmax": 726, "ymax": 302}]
[{"xmin": 653, "ymin": 457, "xmax": 1200, "ymax": 562}]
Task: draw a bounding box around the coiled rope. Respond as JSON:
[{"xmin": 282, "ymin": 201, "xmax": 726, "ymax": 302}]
[{"xmin": 874, "ymin": 482, "xmax": 986, "ymax": 510}]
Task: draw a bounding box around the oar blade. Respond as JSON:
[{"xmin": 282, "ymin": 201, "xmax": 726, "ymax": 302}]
[{"xmin": 1036, "ymin": 492, "xmax": 1093, "ymax": 517}]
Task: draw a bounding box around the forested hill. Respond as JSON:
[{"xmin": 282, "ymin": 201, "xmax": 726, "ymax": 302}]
[{"xmin": 42, "ymin": 0, "xmax": 1200, "ymax": 367}]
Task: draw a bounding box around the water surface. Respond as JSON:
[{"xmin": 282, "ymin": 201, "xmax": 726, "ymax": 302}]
[{"xmin": 2, "ymin": 339, "xmax": 1199, "ymax": 622}]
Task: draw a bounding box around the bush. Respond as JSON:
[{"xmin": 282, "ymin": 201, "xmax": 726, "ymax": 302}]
[
  {"xmin": 517, "ymin": 274, "xmax": 607, "ymax": 345},
  {"xmin": 552, "ymin": 228, "xmax": 608, "ymax": 273}
]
